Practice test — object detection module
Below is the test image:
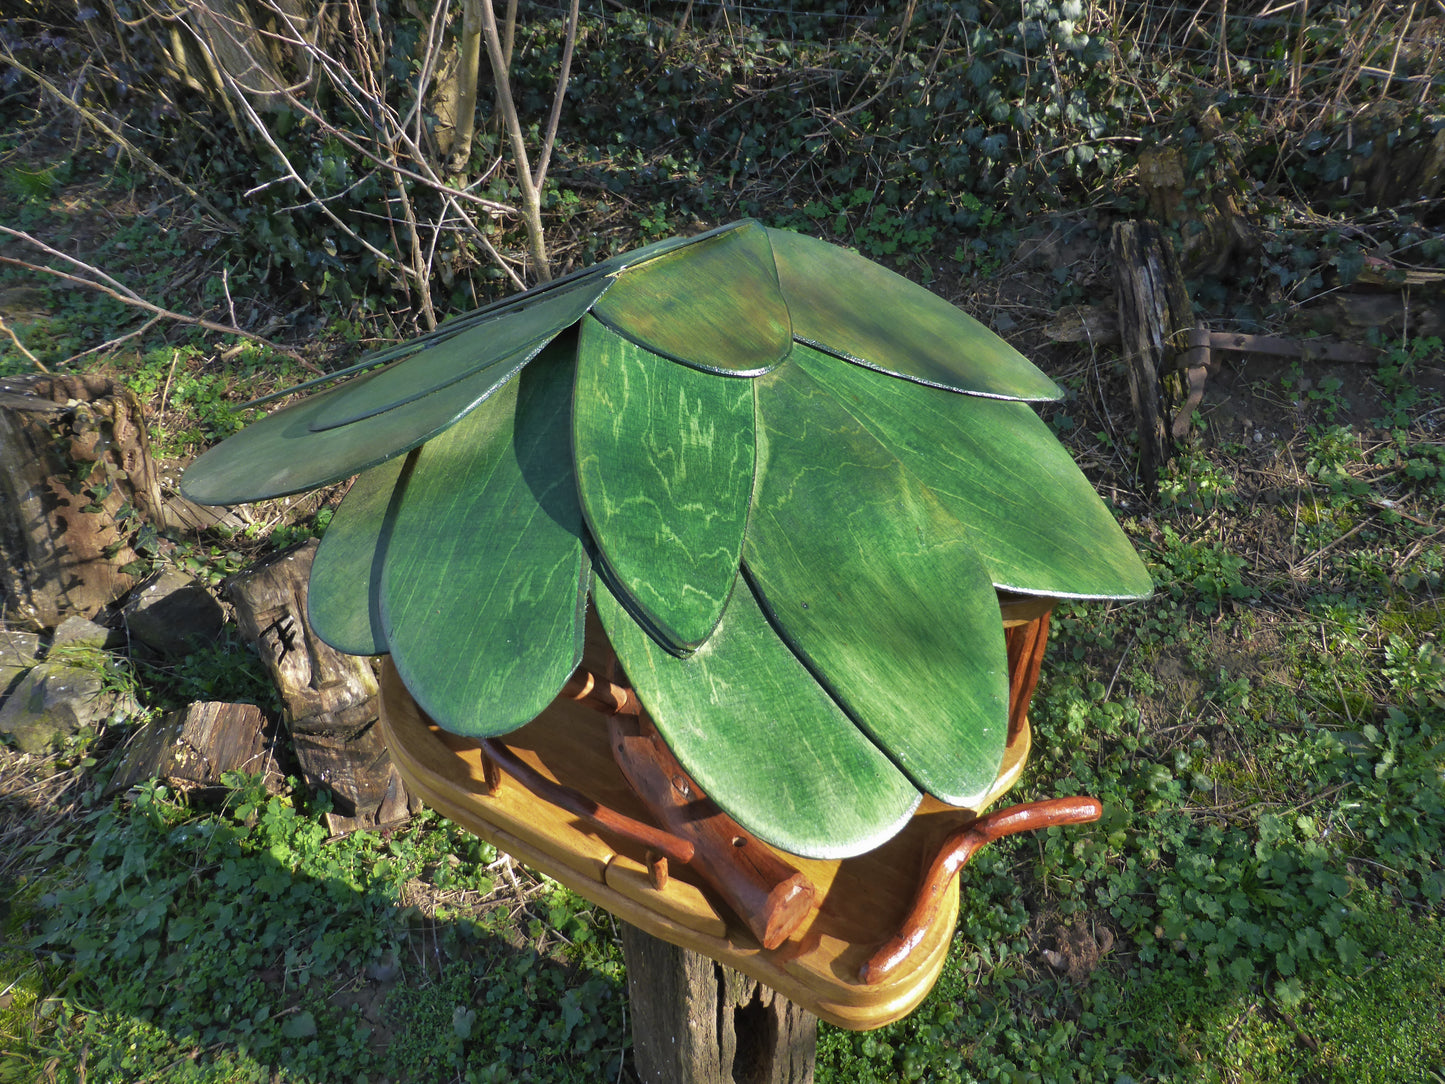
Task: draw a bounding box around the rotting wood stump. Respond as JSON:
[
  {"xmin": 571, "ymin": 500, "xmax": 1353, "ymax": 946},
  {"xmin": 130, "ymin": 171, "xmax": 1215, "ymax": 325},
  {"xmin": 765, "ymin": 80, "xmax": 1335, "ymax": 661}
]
[
  {"xmin": 378, "ymin": 594, "xmax": 1101, "ymax": 1081},
  {"xmin": 226, "ymin": 540, "xmax": 418, "ymax": 833},
  {"xmin": 0, "ymin": 373, "xmax": 168, "ymax": 630}
]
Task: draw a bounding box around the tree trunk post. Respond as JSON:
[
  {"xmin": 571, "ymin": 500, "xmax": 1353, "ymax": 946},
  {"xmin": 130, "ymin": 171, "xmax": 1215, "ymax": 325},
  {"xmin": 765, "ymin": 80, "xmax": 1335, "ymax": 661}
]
[
  {"xmin": 620, "ymin": 923, "xmax": 817, "ymax": 1084},
  {"xmin": 1110, "ymin": 220, "xmax": 1195, "ymax": 492}
]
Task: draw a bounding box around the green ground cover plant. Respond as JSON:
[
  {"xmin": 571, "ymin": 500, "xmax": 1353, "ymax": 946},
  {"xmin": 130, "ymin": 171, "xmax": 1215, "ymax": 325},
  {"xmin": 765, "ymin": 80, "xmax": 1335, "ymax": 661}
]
[{"xmin": 2, "ymin": 1, "xmax": 1442, "ymax": 1081}]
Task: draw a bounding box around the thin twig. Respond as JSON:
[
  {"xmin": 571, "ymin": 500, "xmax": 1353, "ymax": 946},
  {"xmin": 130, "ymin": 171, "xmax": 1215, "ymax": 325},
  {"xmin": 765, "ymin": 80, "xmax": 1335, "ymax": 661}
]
[
  {"xmin": 62, "ymin": 315, "xmax": 164, "ymax": 367},
  {"xmin": 0, "ymin": 316, "xmax": 47, "ymax": 371},
  {"xmin": 532, "ymin": 0, "xmax": 581, "ymax": 192},
  {"xmin": 0, "ymin": 229, "xmax": 311, "ymax": 367},
  {"xmin": 1, "ymin": 48, "xmax": 240, "ymax": 232}
]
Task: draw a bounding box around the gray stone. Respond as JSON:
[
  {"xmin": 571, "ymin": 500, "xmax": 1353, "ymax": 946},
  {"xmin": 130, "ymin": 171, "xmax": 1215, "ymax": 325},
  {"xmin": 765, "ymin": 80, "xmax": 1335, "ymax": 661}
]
[
  {"xmin": 1, "ymin": 627, "xmax": 42, "ymax": 703},
  {"xmin": 0, "ymin": 660, "xmax": 139, "ymax": 754},
  {"xmin": 122, "ymin": 568, "xmax": 226, "ymax": 658},
  {"xmin": 52, "ymin": 615, "xmax": 125, "ymax": 651}
]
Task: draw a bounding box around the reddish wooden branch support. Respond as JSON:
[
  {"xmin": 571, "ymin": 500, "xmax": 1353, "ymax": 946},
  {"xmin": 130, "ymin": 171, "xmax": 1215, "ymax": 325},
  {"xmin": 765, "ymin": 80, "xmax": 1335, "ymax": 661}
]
[
  {"xmin": 609, "ymin": 713, "xmax": 817, "ymax": 951},
  {"xmin": 479, "ymin": 738, "xmax": 695, "ymax": 867},
  {"xmin": 859, "ymin": 797, "xmax": 1103, "ymax": 985},
  {"xmin": 560, "ymin": 667, "xmax": 642, "ymax": 717}
]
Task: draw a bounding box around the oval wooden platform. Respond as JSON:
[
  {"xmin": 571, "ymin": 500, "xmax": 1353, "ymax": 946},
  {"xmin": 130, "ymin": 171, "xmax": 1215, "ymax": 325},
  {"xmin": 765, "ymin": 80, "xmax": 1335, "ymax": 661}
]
[{"xmin": 377, "ymin": 598, "xmax": 1051, "ymax": 1031}]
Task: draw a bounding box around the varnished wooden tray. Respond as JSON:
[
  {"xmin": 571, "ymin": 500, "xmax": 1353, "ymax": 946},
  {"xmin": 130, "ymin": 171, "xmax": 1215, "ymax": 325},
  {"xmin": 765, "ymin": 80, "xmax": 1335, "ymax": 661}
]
[{"xmin": 377, "ymin": 599, "xmax": 1049, "ymax": 1031}]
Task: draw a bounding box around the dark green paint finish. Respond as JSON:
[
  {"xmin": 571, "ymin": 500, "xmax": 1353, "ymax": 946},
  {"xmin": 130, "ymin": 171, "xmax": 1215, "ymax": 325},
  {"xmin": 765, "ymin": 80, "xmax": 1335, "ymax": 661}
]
[
  {"xmin": 380, "ymin": 342, "xmax": 591, "ymax": 737},
  {"xmin": 180, "ymin": 360, "xmax": 521, "ymax": 505},
  {"xmin": 573, "ymin": 318, "xmax": 754, "ymax": 654},
  {"xmin": 766, "ymin": 228, "xmax": 1062, "ymax": 402},
  {"xmin": 307, "ymin": 455, "xmax": 409, "ymax": 656},
  {"xmin": 793, "ymin": 346, "xmax": 1154, "ymax": 600},
  {"xmin": 594, "ymin": 576, "xmax": 920, "ymax": 859},
  {"xmin": 309, "ymin": 278, "xmax": 608, "ymax": 431},
  {"xmin": 593, "ymin": 220, "xmax": 791, "ymax": 376},
  {"xmin": 745, "ymin": 362, "xmax": 1009, "ymax": 807}
]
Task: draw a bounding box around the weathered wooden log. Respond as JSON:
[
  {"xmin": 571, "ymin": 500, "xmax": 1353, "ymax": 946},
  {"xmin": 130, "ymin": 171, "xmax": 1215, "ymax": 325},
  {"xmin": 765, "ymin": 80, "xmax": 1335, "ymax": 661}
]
[
  {"xmin": 0, "ymin": 373, "xmax": 167, "ymax": 630},
  {"xmin": 610, "ymin": 713, "xmax": 816, "ymax": 952},
  {"xmin": 621, "ymin": 922, "xmax": 818, "ymax": 1084},
  {"xmin": 1110, "ymin": 221, "xmax": 1194, "ymax": 492},
  {"xmin": 1137, "ymin": 109, "xmax": 1254, "ymax": 278},
  {"xmin": 109, "ymin": 700, "xmax": 284, "ymax": 796},
  {"xmin": 226, "ymin": 540, "xmax": 418, "ymax": 832}
]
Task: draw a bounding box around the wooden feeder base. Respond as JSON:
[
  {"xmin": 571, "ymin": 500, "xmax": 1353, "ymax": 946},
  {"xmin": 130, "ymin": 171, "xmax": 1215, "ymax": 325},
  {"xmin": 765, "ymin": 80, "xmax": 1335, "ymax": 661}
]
[{"xmin": 376, "ymin": 597, "xmax": 1058, "ymax": 1032}]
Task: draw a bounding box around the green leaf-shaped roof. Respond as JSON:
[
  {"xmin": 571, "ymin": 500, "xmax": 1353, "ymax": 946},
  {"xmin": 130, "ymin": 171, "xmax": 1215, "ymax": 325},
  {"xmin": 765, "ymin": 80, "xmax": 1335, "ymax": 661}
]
[
  {"xmin": 767, "ymin": 227, "xmax": 1062, "ymax": 400},
  {"xmin": 745, "ymin": 360, "xmax": 1008, "ymax": 807},
  {"xmin": 595, "ymin": 575, "xmax": 920, "ymax": 858},
  {"xmin": 181, "ymin": 220, "xmax": 1151, "ymax": 858},
  {"xmin": 592, "ymin": 219, "xmax": 791, "ymax": 375}
]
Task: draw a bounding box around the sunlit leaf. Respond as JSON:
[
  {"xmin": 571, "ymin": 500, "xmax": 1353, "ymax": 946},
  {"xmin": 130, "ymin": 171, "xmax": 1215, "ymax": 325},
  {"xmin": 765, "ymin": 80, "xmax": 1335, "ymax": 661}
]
[
  {"xmin": 574, "ymin": 317, "xmax": 754, "ymax": 653},
  {"xmin": 593, "ymin": 219, "xmax": 790, "ymax": 375},
  {"xmin": 309, "ymin": 277, "xmax": 608, "ymax": 431},
  {"xmin": 380, "ymin": 342, "xmax": 590, "ymax": 736},
  {"xmin": 596, "ymin": 575, "xmax": 920, "ymax": 859},
  {"xmin": 768, "ymin": 227, "xmax": 1061, "ymax": 401},
  {"xmin": 745, "ymin": 361, "xmax": 1008, "ymax": 806},
  {"xmin": 180, "ymin": 358, "xmax": 520, "ymax": 504},
  {"xmin": 794, "ymin": 345, "xmax": 1153, "ymax": 599},
  {"xmin": 307, "ymin": 454, "xmax": 409, "ymax": 656}
]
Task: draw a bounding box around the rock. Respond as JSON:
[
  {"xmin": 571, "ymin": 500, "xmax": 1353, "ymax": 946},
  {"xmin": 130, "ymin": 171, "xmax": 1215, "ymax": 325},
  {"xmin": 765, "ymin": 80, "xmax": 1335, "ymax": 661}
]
[
  {"xmin": 51, "ymin": 615, "xmax": 125, "ymax": 651},
  {"xmin": 0, "ymin": 627, "xmax": 42, "ymax": 702},
  {"xmin": 0, "ymin": 660, "xmax": 140, "ymax": 754},
  {"xmin": 122, "ymin": 568, "xmax": 226, "ymax": 657}
]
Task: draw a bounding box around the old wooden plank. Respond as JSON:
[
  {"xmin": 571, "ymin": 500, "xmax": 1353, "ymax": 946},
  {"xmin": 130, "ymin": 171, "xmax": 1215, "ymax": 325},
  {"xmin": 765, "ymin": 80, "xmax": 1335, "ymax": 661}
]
[
  {"xmin": 621, "ymin": 923, "xmax": 817, "ymax": 1084},
  {"xmin": 1110, "ymin": 221, "xmax": 1192, "ymax": 491},
  {"xmin": 227, "ymin": 540, "xmax": 416, "ymax": 832}
]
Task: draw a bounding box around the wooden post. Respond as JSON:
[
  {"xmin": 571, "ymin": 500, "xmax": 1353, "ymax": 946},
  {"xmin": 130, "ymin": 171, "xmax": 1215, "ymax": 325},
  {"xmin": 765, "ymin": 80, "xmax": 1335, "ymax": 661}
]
[
  {"xmin": 621, "ymin": 923, "xmax": 817, "ymax": 1084},
  {"xmin": 227, "ymin": 540, "xmax": 418, "ymax": 832},
  {"xmin": 1110, "ymin": 221, "xmax": 1194, "ymax": 492}
]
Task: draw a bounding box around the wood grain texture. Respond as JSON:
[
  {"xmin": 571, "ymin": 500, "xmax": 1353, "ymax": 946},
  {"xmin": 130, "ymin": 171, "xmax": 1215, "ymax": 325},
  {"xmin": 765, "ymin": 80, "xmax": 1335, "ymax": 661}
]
[
  {"xmin": 593, "ymin": 220, "xmax": 791, "ymax": 376},
  {"xmin": 573, "ymin": 317, "xmax": 755, "ymax": 652},
  {"xmin": 746, "ymin": 361, "xmax": 1009, "ymax": 808},
  {"xmin": 609, "ymin": 713, "xmax": 816, "ymax": 950},
  {"xmin": 309, "ymin": 279, "xmax": 605, "ymax": 431},
  {"xmin": 594, "ymin": 576, "xmax": 920, "ymax": 860},
  {"xmin": 377, "ymin": 657, "xmax": 976, "ymax": 1030},
  {"xmin": 766, "ymin": 228, "xmax": 1061, "ymax": 401},
  {"xmin": 380, "ymin": 341, "xmax": 591, "ymax": 736},
  {"xmin": 181, "ymin": 360, "xmax": 515, "ymax": 505},
  {"xmin": 307, "ymin": 455, "xmax": 409, "ymax": 656},
  {"xmin": 621, "ymin": 923, "xmax": 817, "ymax": 1084},
  {"xmin": 793, "ymin": 346, "xmax": 1153, "ymax": 600}
]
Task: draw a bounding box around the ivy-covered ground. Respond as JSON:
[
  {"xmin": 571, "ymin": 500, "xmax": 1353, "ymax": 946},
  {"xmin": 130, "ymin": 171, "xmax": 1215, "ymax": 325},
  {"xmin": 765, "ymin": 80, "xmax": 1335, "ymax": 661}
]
[{"xmin": 2, "ymin": 2, "xmax": 1443, "ymax": 1080}]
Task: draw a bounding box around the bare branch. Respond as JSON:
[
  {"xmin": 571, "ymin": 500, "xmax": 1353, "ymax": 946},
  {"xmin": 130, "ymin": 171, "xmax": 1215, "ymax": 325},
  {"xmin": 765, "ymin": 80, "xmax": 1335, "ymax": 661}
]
[
  {"xmin": 0, "ymin": 228, "xmax": 312, "ymax": 367},
  {"xmin": 478, "ymin": 0, "xmax": 550, "ymax": 279},
  {"xmin": 533, "ymin": 0, "xmax": 581, "ymax": 192},
  {"xmin": 0, "ymin": 316, "xmax": 47, "ymax": 372}
]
